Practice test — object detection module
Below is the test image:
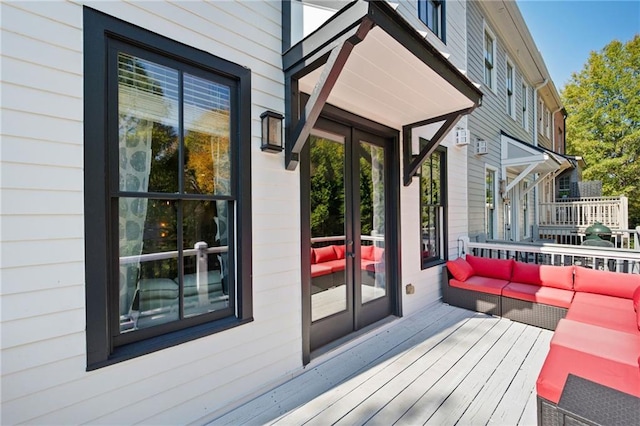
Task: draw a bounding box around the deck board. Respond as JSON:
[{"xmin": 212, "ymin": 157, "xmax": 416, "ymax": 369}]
[{"xmin": 209, "ymin": 303, "xmax": 554, "ymax": 426}]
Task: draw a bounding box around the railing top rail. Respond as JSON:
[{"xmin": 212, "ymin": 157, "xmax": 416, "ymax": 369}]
[{"xmin": 466, "ymin": 240, "xmax": 640, "ymax": 261}]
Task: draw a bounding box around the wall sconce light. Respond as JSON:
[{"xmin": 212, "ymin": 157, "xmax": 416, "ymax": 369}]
[{"xmin": 260, "ymin": 111, "xmax": 284, "ymax": 153}]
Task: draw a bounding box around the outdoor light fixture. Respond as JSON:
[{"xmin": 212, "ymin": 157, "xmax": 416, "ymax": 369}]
[{"xmin": 260, "ymin": 110, "xmax": 284, "ymax": 153}]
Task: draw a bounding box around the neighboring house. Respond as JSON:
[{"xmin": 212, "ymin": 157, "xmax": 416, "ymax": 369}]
[
  {"xmin": 465, "ymin": 0, "xmax": 569, "ymax": 242},
  {"xmin": 1, "ymin": 1, "xmax": 484, "ymax": 423}
]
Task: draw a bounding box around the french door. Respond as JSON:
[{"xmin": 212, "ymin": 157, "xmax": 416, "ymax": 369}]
[{"xmin": 304, "ymin": 117, "xmax": 394, "ymax": 353}]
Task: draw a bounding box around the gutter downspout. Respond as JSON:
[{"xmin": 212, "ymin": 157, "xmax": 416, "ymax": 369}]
[{"xmin": 533, "ymin": 79, "xmax": 548, "ymax": 235}]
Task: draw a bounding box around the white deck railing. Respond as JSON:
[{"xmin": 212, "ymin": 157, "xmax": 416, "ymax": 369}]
[
  {"xmin": 537, "ymin": 227, "xmax": 639, "ymax": 250},
  {"xmin": 460, "ymin": 237, "xmax": 640, "ymax": 274},
  {"xmin": 539, "ymin": 196, "xmax": 628, "ymax": 230}
]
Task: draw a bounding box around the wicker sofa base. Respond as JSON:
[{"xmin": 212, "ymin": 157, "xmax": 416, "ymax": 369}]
[
  {"xmin": 441, "ymin": 271, "xmax": 501, "ymax": 316},
  {"xmin": 501, "ymin": 297, "xmax": 568, "ymax": 330}
]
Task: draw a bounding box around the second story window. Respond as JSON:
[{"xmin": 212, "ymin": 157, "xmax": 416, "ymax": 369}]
[
  {"xmin": 483, "ymin": 26, "xmax": 495, "ymax": 90},
  {"xmin": 506, "ymin": 61, "xmax": 515, "ymax": 118},
  {"xmin": 419, "ymin": 1, "xmax": 445, "ymax": 41},
  {"xmin": 522, "ymin": 83, "xmax": 528, "ymax": 130}
]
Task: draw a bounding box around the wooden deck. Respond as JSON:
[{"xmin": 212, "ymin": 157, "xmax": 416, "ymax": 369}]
[{"xmin": 210, "ymin": 303, "xmax": 553, "ymax": 426}]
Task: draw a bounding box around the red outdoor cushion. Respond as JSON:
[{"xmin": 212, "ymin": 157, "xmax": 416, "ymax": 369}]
[
  {"xmin": 466, "ymin": 255, "xmax": 514, "ymax": 281},
  {"xmin": 322, "ymin": 259, "xmax": 346, "ymax": 273},
  {"xmin": 314, "ymin": 246, "xmax": 338, "ymax": 263},
  {"xmin": 333, "ymin": 245, "xmax": 346, "ymax": 260},
  {"xmin": 536, "ymin": 344, "xmax": 640, "ymax": 404},
  {"xmin": 502, "ymin": 282, "xmax": 574, "ymax": 308},
  {"xmin": 311, "ymin": 264, "xmax": 332, "ymax": 278},
  {"xmin": 633, "ymin": 285, "xmax": 640, "ymax": 312},
  {"xmin": 511, "ymin": 262, "xmax": 574, "ymax": 291},
  {"xmin": 566, "ymin": 295, "xmax": 637, "ymax": 334},
  {"xmin": 361, "ymin": 245, "xmax": 373, "ymax": 261},
  {"xmin": 449, "ymin": 276, "xmax": 509, "ymax": 296},
  {"xmin": 573, "ymin": 266, "xmax": 640, "ymax": 299},
  {"xmin": 446, "ymin": 257, "xmax": 475, "ymax": 282},
  {"xmin": 310, "ymin": 248, "xmax": 316, "ymax": 265},
  {"xmin": 371, "ymin": 246, "xmax": 384, "ymax": 262}
]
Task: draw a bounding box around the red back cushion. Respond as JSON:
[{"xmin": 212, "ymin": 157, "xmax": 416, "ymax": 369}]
[
  {"xmin": 371, "ymin": 246, "xmax": 384, "ymax": 262},
  {"xmin": 361, "ymin": 245, "xmax": 374, "ymax": 261},
  {"xmin": 466, "ymin": 255, "xmax": 514, "ymax": 281},
  {"xmin": 573, "ymin": 267, "xmax": 640, "ymax": 299},
  {"xmin": 310, "ymin": 248, "xmax": 316, "ymax": 265},
  {"xmin": 333, "ymin": 245, "xmax": 346, "ymax": 260},
  {"xmin": 314, "ymin": 245, "xmax": 337, "ymax": 263},
  {"xmin": 511, "ymin": 262, "xmax": 574, "ymax": 291},
  {"xmin": 633, "ymin": 285, "xmax": 640, "ymax": 312},
  {"xmin": 446, "ymin": 258, "xmax": 475, "ymax": 282}
]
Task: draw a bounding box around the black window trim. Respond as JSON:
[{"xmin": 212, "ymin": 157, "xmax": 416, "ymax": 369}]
[
  {"xmin": 418, "ymin": 0, "xmax": 446, "ymax": 43},
  {"xmin": 84, "ymin": 6, "xmax": 253, "ymax": 370},
  {"xmin": 420, "ymin": 145, "xmax": 448, "ymax": 269}
]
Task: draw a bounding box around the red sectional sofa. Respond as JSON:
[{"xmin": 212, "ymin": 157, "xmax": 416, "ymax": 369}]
[
  {"xmin": 310, "ymin": 244, "xmax": 384, "ymax": 292},
  {"xmin": 443, "ymin": 256, "xmax": 640, "ymax": 425}
]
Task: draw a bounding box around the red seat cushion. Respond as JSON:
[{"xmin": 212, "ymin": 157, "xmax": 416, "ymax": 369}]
[
  {"xmin": 446, "ymin": 258, "xmax": 475, "ymax": 282},
  {"xmin": 314, "ymin": 246, "xmax": 338, "ymax": 263},
  {"xmin": 537, "ymin": 319, "xmax": 640, "ymax": 403},
  {"xmin": 311, "ymin": 264, "xmax": 332, "ymax": 278},
  {"xmin": 573, "ymin": 266, "xmax": 640, "ymax": 299},
  {"xmin": 466, "ymin": 255, "xmax": 514, "ymax": 281},
  {"xmin": 551, "ymin": 319, "xmax": 640, "ymax": 366},
  {"xmin": 536, "ymin": 344, "xmax": 640, "ymax": 404},
  {"xmin": 566, "ymin": 296, "xmax": 638, "ymax": 334},
  {"xmin": 511, "ymin": 262, "xmax": 574, "ymax": 291},
  {"xmin": 322, "ymin": 259, "xmax": 346, "ymax": 273},
  {"xmin": 449, "ymin": 276, "xmax": 509, "ymax": 296},
  {"xmin": 502, "ymin": 282, "xmax": 574, "ymax": 308}
]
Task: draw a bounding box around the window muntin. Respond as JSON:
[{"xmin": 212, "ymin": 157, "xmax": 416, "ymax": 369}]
[
  {"xmin": 84, "ymin": 8, "xmax": 252, "ymax": 368},
  {"xmin": 521, "ymin": 83, "xmax": 528, "ymax": 130},
  {"xmin": 485, "ymin": 168, "xmax": 496, "ymax": 239},
  {"xmin": 483, "ymin": 28, "xmax": 495, "ymax": 89},
  {"xmin": 419, "ymin": 0, "xmax": 445, "ymax": 41},
  {"xmin": 420, "ymin": 148, "xmax": 446, "ymax": 268},
  {"xmin": 506, "ymin": 61, "xmax": 515, "ymax": 118}
]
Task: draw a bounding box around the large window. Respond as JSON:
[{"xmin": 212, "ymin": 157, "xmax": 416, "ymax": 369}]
[
  {"xmin": 418, "ymin": 0, "xmax": 445, "ymax": 41},
  {"xmin": 483, "ymin": 26, "xmax": 496, "ymax": 90},
  {"xmin": 506, "ymin": 60, "xmax": 515, "ymax": 119},
  {"xmin": 84, "ymin": 9, "xmax": 252, "ymax": 369},
  {"xmin": 420, "ymin": 147, "xmax": 447, "ymax": 268},
  {"xmin": 485, "ymin": 168, "xmax": 497, "ymax": 239}
]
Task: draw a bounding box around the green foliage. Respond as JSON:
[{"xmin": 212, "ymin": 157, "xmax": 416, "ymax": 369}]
[{"xmin": 562, "ymin": 36, "xmax": 640, "ymax": 227}]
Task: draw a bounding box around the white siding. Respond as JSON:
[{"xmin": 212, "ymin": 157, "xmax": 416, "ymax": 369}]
[{"xmin": 0, "ymin": 1, "xmax": 302, "ymax": 424}]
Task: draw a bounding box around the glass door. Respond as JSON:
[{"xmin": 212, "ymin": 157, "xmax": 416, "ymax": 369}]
[{"xmin": 307, "ymin": 118, "xmax": 392, "ymax": 352}]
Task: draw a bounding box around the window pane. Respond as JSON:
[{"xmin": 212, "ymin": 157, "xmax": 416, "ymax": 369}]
[
  {"xmin": 182, "ymin": 200, "xmax": 230, "ymax": 317},
  {"xmin": 118, "ymin": 53, "xmax": 180, "ymax": 194},
  {"xmin": 119, "ymin": 198, "xmax": 179, "ymax": 333},
  {"xmin": 183, "ymin": 73, "xmax": 232, "ymax": 196},
  {"xmin": 420, "ymin": 150, "xmax": 444, "ymax": 266},
  {"xmin": 360, "ymin": 142, "xmax": 386, "ymax": 304}
]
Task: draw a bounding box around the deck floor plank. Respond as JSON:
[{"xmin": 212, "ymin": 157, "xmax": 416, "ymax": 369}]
[{"xmin": 208, "ymin": 304, "xmax": 554, "ymax": 426}]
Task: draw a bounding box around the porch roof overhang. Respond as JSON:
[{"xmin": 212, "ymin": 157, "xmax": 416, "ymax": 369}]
[
  {"xmin": 282, "ymin": 0, "xmax": 483, "ymax": 183},
  {"xmin": 501, "ymin": 131, "xmax": 572, "ymax": 195}
]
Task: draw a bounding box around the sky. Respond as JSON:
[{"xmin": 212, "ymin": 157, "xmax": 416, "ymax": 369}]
[{"xmin": 516, "ymin": 0, "xmax": 640, "ymax": 91}]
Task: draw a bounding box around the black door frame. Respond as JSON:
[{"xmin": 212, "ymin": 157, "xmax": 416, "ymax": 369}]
[{"xmin": 300, "ymin": 102, "xmax": 401, "ymax": 365}]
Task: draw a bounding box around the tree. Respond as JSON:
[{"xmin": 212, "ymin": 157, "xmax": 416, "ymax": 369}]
[{"xmin": 562, "ymin": 35, "xmax": 640, "ymax": 227}]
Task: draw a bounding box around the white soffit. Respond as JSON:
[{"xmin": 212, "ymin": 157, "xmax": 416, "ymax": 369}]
[{"xmin": 298, "ymin": 26, "xmax": 475, "ymax": 129}]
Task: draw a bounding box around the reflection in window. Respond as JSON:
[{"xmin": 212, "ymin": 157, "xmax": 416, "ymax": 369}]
[
  {"xmin": 117, "ymin": 53, "xmax": 232, "ymax": 334},
  {"xmin": 418, "ymin": 0, "xmax": 445, "ymax": 41},
  {"xmin": 420, "ymin": 147, "xmax": 446, "ymax": 268}
]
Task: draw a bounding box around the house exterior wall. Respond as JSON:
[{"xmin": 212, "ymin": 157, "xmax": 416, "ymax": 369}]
[
  {"xmin": 1, "ymin": 1, "xmax": 304, "ymax": 424},
  {"xmin": 466, "ymin": 0, "xmax": 536, "ymax": 241},
  {"xmin": 0, "ymin": 0, "xmax": 478, "ymax": 423},
  {"xmin": 554, "ymin": 109, "xmax": 566, "ymax": 153}
]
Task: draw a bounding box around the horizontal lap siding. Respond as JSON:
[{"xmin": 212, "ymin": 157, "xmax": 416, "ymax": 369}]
[
  {"xmin": 466, "ymin": 1, "xmax": 536, "ymax": 240},
  {"xmin": 397, "ymin": 0, "xmax": 469, "ymax": 314},
  {"xmin": 1, "ymin": 1, "xmax": 299, "ymax": 424}
]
